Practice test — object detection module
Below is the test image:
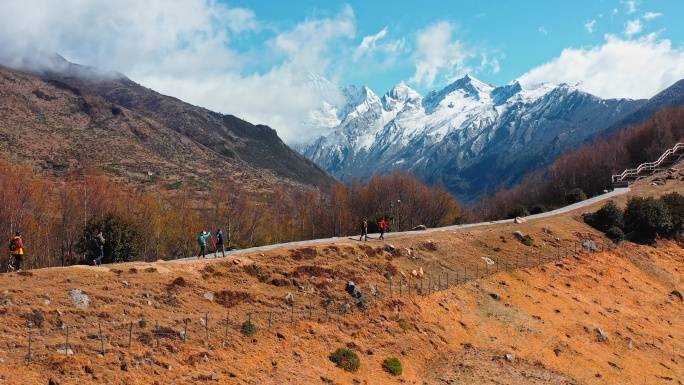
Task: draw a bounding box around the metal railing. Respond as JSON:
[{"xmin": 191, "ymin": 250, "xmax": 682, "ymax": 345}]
[{"xmin": 612, "ymin": 142, "xmax": 684, "ymax": 185}]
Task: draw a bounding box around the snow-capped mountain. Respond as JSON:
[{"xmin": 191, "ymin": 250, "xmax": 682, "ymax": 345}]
[{"xmin": 299, "ymin": 74, "xmax": 646, "ymax": 202}]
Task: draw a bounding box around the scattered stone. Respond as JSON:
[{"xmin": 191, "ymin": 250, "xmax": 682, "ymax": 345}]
[
  {"xmin": 513, "ymin": 231, "xmax": 524, "ymax": 240},
  {"xmin": 400, "ymin": 271, "xmax": 407, "ymax": 279},
  {"xmin": 179, "ymin": 331, "xmax": 186, "ymax": 341},
  {"xmin": 200, "ymin": 318, "xmax": 206, "ymax": 327},
  {"xmin": 232, "ymin": 259, "xmax": 241, "ymax": 265},
  {"xmin": 203, "ymin": 354, "xmax": 210, "ymax": 363},
  {"xmin": 204, "ymin": 292, "xmax": 214, "ymax": 302},
  {"xmin": 489, "ymin": 293, "xmax": 500, "ymax": 301},
  {"xmin": 583, "ymin": 239, "xmax": 597, "ymax": 252},
  {"xmin": 68, "ymin": 289, "xmax": 90, "ymax": 309},
  {"xmin": 43, "ymin": 299, "xmax": 51, "ymax": 306},
  {"xmin": 411, "ymin": 270, "xmax": 418, "ymax": 277},
  {"xmin": 412, "ymin": 225, "xmax": 427, "ymax": 230},
  {"xmin": 594, "ymin": 325, "xmax": 608, "ymax": 342},
  {"xmin": 285, "ymin": 292, "xmax": 294, "ymax": 303},
  {"xmin": 385, "ymin": 244, "xmax": 396, "ymax": 251},
  {"xmin": 57, "ymin": 348, "xmax": 74, "ymax": 355},
  {"xmin": 55, "ymin": 310, "xmax": 63, "ymax": 317},
  {"xmin": 276, "ymin": 332, "xmax": 285, "ymax": 340},
  {"xmin": 211, "ymin": 373, "xmax": 219, "ymax": 381},
  {"xmin": 482, "ymin": 257, "xmax": 495, "ymax": 265},
  {"xmin": 121, "ymin": 280, "xmax": 130, "ymax": 287},
  {"xmin": 514, "ymin": 217, "xmax": 526, "ymax": 224},
  {"xmin": 542, "ymin": 227, "xmax": 552, "ymax": 234},
  {"xmin": 146, "ymin": 300, "xmax": 152, "ymax": 306},
  {"xmin": 369, "ymin": 284, "xmax": 377, "ymax": 296},
  {"xmin": 345, "ymin": 281, "xmax": 367, "ymax": 309},
  {"xmin": 669, "ymin": 290, "xmax": 683, "ymax": 301},
  {"xmin": 2, "ymin": 298, "xmax": 12, "ymax": 306},
  {"xmin": 419, "ymin": 267, "xmax": 424, "ymax": 276}
]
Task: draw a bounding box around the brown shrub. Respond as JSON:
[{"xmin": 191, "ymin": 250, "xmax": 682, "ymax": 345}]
[
  {"xmin": 290, "ymin": 247, "xmax": 317, "ymax": 260},
  {"xmin": 292, "ymin": 265, "xmax": 334, "ymax": 278},
  {"xmin": 215, "ymin": 290, "xmax": 253, "ymax": 308}
]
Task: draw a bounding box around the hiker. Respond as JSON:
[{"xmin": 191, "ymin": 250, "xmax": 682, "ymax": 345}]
[
  {"xmin": 378, "ymin": 218, "xmax": 388, "ymax": 240},
  {"xmin": 92, "ymin": 231, "xmax": 105, "ymax": 266},
  {"xmin": 215, "ymin": 228, "xmax": 226, "ymax": 258},
  {"xmin": 359, "ymin": 219, "xmax": 368, "ymax": 241},
  {"xmin": 9, "ymin": 231, "xmax": 24, "ymax": 272},
  {"xmin": 197, "ymin": 230, "xmax": 212, "ymax": 259}
]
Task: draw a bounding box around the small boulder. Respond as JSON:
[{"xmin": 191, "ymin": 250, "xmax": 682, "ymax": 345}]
[
  {"xmin": 204, "ymin": 292, "xmax": 214, "ymax": 302},
  {"xmin": 513, "ymin": 231, "xmax": 524, "ymax": 240},
  {"xmin": 412, "ymin": 225, "xmax": 427, "ymax": 230},
  {"xmin": 504, "ymin": 353, "xmax": 515, "ymax": 362},
  {"xmin": 68, "ymin": 289, "xmax": 90, "ymax": 309},
  {"xmin": 583, "ymin": 239, "xmax": 597, "ymax": 252}
]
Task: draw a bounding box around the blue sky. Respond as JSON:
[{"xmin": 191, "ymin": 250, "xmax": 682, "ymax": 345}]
[{"xmin": 1, "ymin": 0, "xmax": 683, "ymax": 143}]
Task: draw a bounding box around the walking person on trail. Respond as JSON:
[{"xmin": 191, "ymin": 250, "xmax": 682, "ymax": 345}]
[
  {"xmin": 92, "ymin": 231, "xmax": 105, "ymax": 266},
  {"xmin": 197, "ymin": 230, "xmax": 212, "ymax": 259},
  {"xmin": 359, "ymin": 219, "xmax": 368, "ymax": 241},
  {"xmin": 215, "ymin": 228, "xmax": 226, "ymax": 258},
  {"xmin": 9, "ymin": 231, "xmax": 24, "ymax": 272},
  {"xmin": 378, "ymin": 218, "xmax": 388, "ymax": 240}
]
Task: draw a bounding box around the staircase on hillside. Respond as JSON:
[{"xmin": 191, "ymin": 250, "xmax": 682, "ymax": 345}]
[{"xmin": 612, "ymin": 142, "xmax": 684, "ymax": 187}]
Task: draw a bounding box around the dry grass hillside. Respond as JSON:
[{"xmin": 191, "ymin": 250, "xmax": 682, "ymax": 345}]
[
  {"xmin": 0, "ymin": 65, "xmax": 327, "ymax": 194},
  {"xmin": 0, "ymin": 175, "xmax": 683, "ymax": 385}
]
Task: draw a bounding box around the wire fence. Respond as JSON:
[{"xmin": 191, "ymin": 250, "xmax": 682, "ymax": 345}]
[{"xmin": 3, "ymin": 238, "xmax": 617, "ymax": 366}]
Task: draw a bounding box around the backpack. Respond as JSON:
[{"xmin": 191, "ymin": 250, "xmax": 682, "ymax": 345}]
[
  {"xmin": 91, "ymin": 237, "xmax": 100, "ymax": 251},
  {"xmin": 9, "ymin": 239, "xmax": 17, "ymax": 252},
  {"xmin": 216, "ymin": 232, "xmax": 224, "ymax": 244}
]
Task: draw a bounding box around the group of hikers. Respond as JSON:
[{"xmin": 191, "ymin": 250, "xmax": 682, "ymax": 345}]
[
  {"xmin": 359, "ymin": 218, "xmax": 389, "ymax": 241},
  {"xmin": 196, "ymin": 228, "xmax": 226, "ymax": 259},
  {"xmin": 7, "ymin": 219, "xmax": 388, "ymax": 272}
]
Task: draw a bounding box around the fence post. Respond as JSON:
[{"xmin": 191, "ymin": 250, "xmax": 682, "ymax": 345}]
[
  {"xmin": 399, "ymin": 280, "xmax": 403, "ymax": 297},
  {"xmin": 291, "ymin": 303, "xmax": 295, "ymax": 325},
  {"xmin": 183, "ymin": 318, "xmax": 188, "ymax": 342},
  {"xmin": 408, "ymin": 277, "xmax": 411, "ymax": 296},
  {"xmin": 476, "ymin": 264, "xmax": 479, "ymax": 279},
  {"xmin": 128, "ymin": 322, "xmax": 133, "ymax": 348},
  {"xmin": 65, "ymin": 325, "xmax": 69, "ymax": 355},
  {"xmin": 27, "ymin": 329, "xmax": 32, "ymax": 364},
  {"xmin": 155, "ymin": 320, "xmax": 159, "ymax": 348},
  {"xmin": 389, "ymin": 279, "xmax": 392, "ymax": 295},
  {"xmin": 99, "ymin": 322, "xmax": 105, "ymax": 355},
  {"xmin": 205, "ymin": 313, "xmax": 209, "ymax": 341},
  {"xmin": 464, "ymin": 267, "xmax": 467, "ymax": 282},
  {"xmin": 506, "ymin": 256, "xmax": 509, "ymax": 272},
  {"xmin": 497, "ymin": 258, "xmax": 499, "ymax": 273},
  {"xmin": 309, "ymin": 300, "xmax": 313, "ymax": 320},
  {"xmin": 438, "ymin": 274, "xmax": 441, "ymax": 291},
  {"xmin": 485, "ymin": 261, "xmax": 488, "ymax": 276},
  {"xmin": 456, "ymin": 271, "xmax": 459, "ymax": 285},
  {"xmin": 420, "ymin": 278, "xmax": 424, "ymax": 295},
  {"xmin": 225, "ymin": 312, "xmax": 230, "ymax": 339},
  {"xmin": 269, "ymin": 311, "xmax": 273, "ymax": 330},
  {"xmin": 446, "ymin": 272, "xmax": 449, "ymax": 288}
]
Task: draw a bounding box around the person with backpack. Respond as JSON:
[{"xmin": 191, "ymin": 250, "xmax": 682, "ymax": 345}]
[
  {"xmin": 92, "ymin": 231, "xmax": 105, "ymax": 266},
  {"xmin": 215, "ymin": 228, "xmax": 226, "ymax": 258},
  {"xmin": 9, "ymin": 231, "xmax": 24, "ymax": 272},
  {"xmin": 378, "ymin": 218, "xmax": 388, "ymax": 240},
  {"xmin": 359, "ymin": 219, "xmax": 368, "ymax": 241},
  {"xmin": 197, "ymin": 230, "xmax": 212, "ymax": 259}
]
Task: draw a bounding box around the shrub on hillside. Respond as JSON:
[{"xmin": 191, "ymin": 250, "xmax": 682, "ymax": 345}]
[
  {"xmin": 521, "ymin": 235, "xmax": 534, "ymax": 246},
  {"xmin": 605, "ymin": 226, "xmax": 626, "ymax": 243},
  {"xmin": 241, "ymin": 320, "xmax": 257, "ymax": 336},
  {"xmin": 624, "ymin": 196, "xmax": 672, "ymax": 243},
  {"xmin": 660, "ymin": 192, "xmax": 684, "ymax": 233},
  {"xmin": 382, "ymin": 357, "xmax": 403, "ymax": 376},
  {"xmin": 529, "ymin": 205, "xmax": 548, "ymax": 214},
  {"xmin": 397, "ymin": 319, "xmax": 411, "ymax": 331},
  {"xmin": 565, "ymin": 188, "xmax": 587, "ymax": 204},
  {"xmin": 77, "ymin": 213, "xmax": 141, "ymax": 264},
  {"xmin": 585, "ymin": 200, "xmax": 623, "ymax": 232},
  {"xmin": 329, "ymin": 348, "xmax": 360, "ymax": 372},
  {"xmin": 506, "ymin": 205, "xmax": 530, "ymax": 219}
]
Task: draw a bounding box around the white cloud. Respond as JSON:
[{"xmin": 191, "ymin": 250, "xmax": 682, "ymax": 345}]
[
  {"xmin": 353, "ymin": 28, "xmax": 388, "ymax": 61},
  {"xmin": 643, "ymin": 12, "xmax": 662, "ymax": 20},
  {"xmin": 410, "ymin": 22, "xmax": 473, "ymax": 87},
  {"xmin": 518, "ymin": 34, "xmax": 684, "ymax": 99},
  {"xmin": 624, "ymin": 19, "xmax": 643, "ymax": 38},
  {"xmin": 625, "ymin": 0, "xmax": 638, "ymax": 14},
  {"xmin": 539, "ymin": 27, "xmax": 549, "ymax": 36},
  {"xmin": 0, "ymin": 0, "xmax": 356, "ymax": 144},
  {"xmin": 585, "ymin": 20, "xmax": 596, "ymax": 33}
]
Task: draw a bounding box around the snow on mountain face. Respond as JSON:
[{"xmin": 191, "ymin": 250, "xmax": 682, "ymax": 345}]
[{"xmin": 299, "ymin": 74, "xmax": 644, "ymax": 202}]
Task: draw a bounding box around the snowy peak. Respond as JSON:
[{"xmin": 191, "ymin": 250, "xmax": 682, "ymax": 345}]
[
  {"xmin": 382, "ymin": 81, "xmax": 422, "ymax": 112},
  {"xmin": 422, "ymin": 74, "xmax": 495, "ymax": 114}
]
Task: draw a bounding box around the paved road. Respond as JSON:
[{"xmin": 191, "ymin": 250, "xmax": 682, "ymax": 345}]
[{"xmin": 184, "ymin": 187, "xmax": 631, "ymax": 261}]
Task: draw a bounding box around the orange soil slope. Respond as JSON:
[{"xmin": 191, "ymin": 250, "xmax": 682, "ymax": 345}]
[{"xmin": 0, "ymin": 182, "xmax": 683, "ymax": 385}]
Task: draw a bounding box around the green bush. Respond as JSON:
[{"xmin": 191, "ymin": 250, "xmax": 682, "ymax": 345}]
[
  {"xmin": 382, "ymin": 357, "xmax": 403, "ymax": 376},
  {"xmin": 241, "ymin": 320, "xmax": 257, "ymax": 336},
  {"xmin": 138, "ymin": 319, "xmax": 148, "ymax": 328},
  {"xmin": 586, "ymin": 200, "xmax": 623, "ymax": 232},
  {"xmin": 624, "ymin": 196, "xmax": 672, "ymax": 242},
  {"xmin": 77, "ymin": 213, "xmax": 141, "ymax": 264},
  {"xmin": 521, "ymin": 235, "xmax": 534, "ymax": 246},
  {"xmin": 661, "ymin": 192, "xmax": 684, "ymax": 232},
  {"xmin": 397, "ymin": 319, "xmax": 410, "ymax": 331},
  {"xmin": 506, "ymin": 205, "xmax": 530, "ymax": 219},
  {"xmin": 329, "ymin": 348, "xmax": 360, "ymax": 372},
  {"xmin": 529, "ymin": 205, "xmax": 547, "ymax": 214},
  {"xmin": 565, "ymin": 188, "xmax": 587, "ymax": 204},
  {"xmin": 605, "ymin": 226, "xmax": 625, "ymax": 243}
]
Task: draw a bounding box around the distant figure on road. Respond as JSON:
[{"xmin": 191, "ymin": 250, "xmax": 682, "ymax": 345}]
[
  {"xmin": 215, "ymin": 228, "xmax": 225, "ymax": 257},
  {"xmin": 92, "ymin": 231, "xmax": 105, "ymax": 266},
  {"xmin": 197, "ymin": 230, "xmax": 212, "ymax": 259},
  {"xmin": 9, "ymin": 231, "xmax": 24, "ymax": 272},
  {"xmin": 378, "ymin": 218, "xmax": 388, "ymax": 240},
  {"xmin": 359, "ymin": 219, "xmax": 368, "ymax": 241}
]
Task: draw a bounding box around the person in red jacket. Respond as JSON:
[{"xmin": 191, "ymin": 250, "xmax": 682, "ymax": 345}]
[
  {"xmin": 378, "ymin": 219, "xmax": 388, "ymax": 240},
  {"xmin": 9, "ymin": 231, "xmax": 24, "ymax": 272}
]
